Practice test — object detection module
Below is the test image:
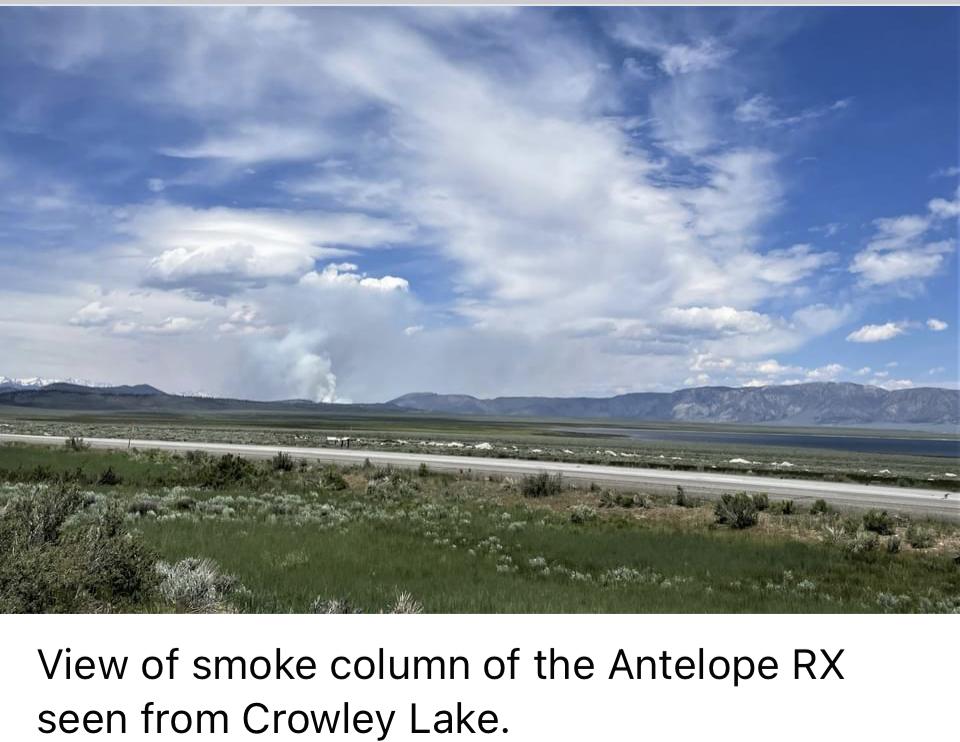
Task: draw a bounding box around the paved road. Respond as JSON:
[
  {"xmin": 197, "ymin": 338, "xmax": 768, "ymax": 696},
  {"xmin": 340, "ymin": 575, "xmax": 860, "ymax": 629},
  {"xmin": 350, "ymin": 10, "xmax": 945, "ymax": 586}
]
[{"xmin": 2, "ymin": 433, "xmax": 957, "ymax": 519}]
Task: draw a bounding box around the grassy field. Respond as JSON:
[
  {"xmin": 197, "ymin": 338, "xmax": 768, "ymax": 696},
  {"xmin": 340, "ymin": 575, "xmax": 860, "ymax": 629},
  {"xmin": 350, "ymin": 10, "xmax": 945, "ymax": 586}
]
[{"xmin": 1, "ymin": 441, "xmax": 958, "ymax": 613}]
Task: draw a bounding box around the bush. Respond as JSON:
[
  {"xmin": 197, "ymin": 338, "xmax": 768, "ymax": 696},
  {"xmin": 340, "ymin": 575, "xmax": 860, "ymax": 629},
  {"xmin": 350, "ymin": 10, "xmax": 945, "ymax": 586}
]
[
  {"xmin": 321, "ymin": 466, "xmax": 348, "ymax": 491},
  {"xmin": 598, "ymin": 491, "xmax": 646, "ymax": 509},
  {"xmin": 886, "ymin": 536, "xmax": 901, "ymax": 554},
  {"xmin": 0, "ymin": 485, "xmax": 157, "ymax": 613},
  {"xmin": 905, "ymin": 525, "xmax": 935, "ymax": 549},
  {"xmin": 197, "ymin": 454, "xmax": 257, "ymax": 489},
  {"xmin": 97, "ymin": 466, "xmax": 123, "ymax": 486},
  {"xmin": 127, "ymin": 498, "xmax": 160, "ymax": 517},
  {"xmin": 714, "ymin": 493, "xmax": 759, "ymax": 529},
  {"xmin": 155, "ymin": 558, "xmax": 243, "ymax": 613},
  {"xmin": 810, "ymin": 498, "xmax": 832, "ymax": 515},
  {"xmin": 675, "ymin": 486, "xmax": 689, "ymax": 507},
  {"xmin": 520, "ymin": 473, "xmax": 562, "ymax": 498},
  {"xmin": 310, "ymin": 596, "xmax": 361, "ymax": 614},
  {"xmin": 845, "ymin": 529, "xmax": 879, "ymax": 554},
  {"xmin": 569, "ymin": 504, "xmax": 598, "ymax": 524},
  {"xmin": 770, "ymin": 499, "xmax": 795, "ymax": 515},
  {"xmin": 64, "ymin": 436, "xmax": 89, "ymax": 452},
  {"xmin": 271, "ymin": 451, "xmax": 295, "ymax": 472},
  {"xmin": 389, "ymin": 591, "xmax": 423, "ymax": 614},
  {"xmin": 751, "ymin": 493, "xmax": 770, "ymax": 512},
  {"xmin": 862, "ymin": 510, "xmax": 895, "ymax": 535},
  {"xmin": 418, "ymin": 463, "xmax": 430, "ymax": 477}
]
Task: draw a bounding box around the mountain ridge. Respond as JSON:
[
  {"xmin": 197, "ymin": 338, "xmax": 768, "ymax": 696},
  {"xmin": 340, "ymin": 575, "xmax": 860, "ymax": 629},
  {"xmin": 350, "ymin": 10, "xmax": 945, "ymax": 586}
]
[
  {"xmin": 0, "ymin": 380, "xmax": 956, "ymax": 426},
  {"xmin": 390, "ymin": 382, "xmax": 959, "ymax": 426}
]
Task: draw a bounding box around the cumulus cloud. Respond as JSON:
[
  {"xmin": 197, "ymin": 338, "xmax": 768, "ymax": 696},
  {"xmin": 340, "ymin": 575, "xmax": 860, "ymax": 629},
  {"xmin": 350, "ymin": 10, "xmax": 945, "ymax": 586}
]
[
  {"xmin": 300, "ymin": 263, "xmax": 409, "ymax": 292},
  {"xmin": 69, "ymin": 301, "xmax": 114, "ymax": 327},
  {"xmin": 926, "ymin": 318, "xmax": 948, "ymax": 331},
  {"xmin": 661, "ymin": 306, "xmax": 772, "ymax": 335},
  {"xmin": 845, "ymin": 322, "xmax": 907, "ymax": 343},
  {"xmin": 805, "ymin": 363, "xmax": 845, "ymax": 381},
  {"xmin": 126, "ymin": 205, "xmax": 412, "ymax": 295}
]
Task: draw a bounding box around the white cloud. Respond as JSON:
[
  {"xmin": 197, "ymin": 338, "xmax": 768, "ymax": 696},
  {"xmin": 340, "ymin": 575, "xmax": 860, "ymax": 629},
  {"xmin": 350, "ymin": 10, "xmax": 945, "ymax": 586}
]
[
  {"xmin": 850, "ymin": 193, "xmax": 958, "ymax": 286},
  {"xmin": 928, "ymin": 193, "xmax": 960, "ymax": 219},
  {"xmin": 845, "ymin": 322, "xmax": 906, "ymax": 343},
  {"xmin": 125, "ymin": 204, "xmax": 412, "ymax": 294},
  {"xmin": 111, "ymin": 316, "xmax": 202, "ymax": 336},
  {"xmin": 933, "ymin": 166, "xmax": 960, "ymax": 178},
  {"xmin": 300, "ymin": 263, "xmax": 409, "ymax": 292},
  {"xmin": 661, "ymin": 306, "xmax": 772, "ymax": 335},
  {"xmin": 734, "ymin": 94, "xmax": 850, "ymax": 128},
  {"xmin": 69, "ymin": 301, "xmax": 114, "ymax": 327},
  {"xmin": 927, "ymin": 318, "xmax": 948, "ymax": 331},
  {"xmin": 805, "ymin": 363, "xmax": 845, "ymax": 381},
  {"xmin": 855, "ymin": 366, "xmax": 871, "ymax": 376},
  {"xmin": 162, "ymin": 123, "xmax": 329, "ymax": 164},
  {"xmin": 146, "ymin": 178, "xmax": 166, "ymax": 193},
  {"xmin": 659, "ymin": 39, "xmax": 733, "ymax": 75},
  {"xmin": 403, "ymin": 325, "xmax": 424, "ymax": 336}
]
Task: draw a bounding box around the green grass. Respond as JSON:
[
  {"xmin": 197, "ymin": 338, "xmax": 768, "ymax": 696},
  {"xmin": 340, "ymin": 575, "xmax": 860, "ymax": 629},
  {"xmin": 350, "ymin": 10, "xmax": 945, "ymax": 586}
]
[
  {"xmin": 2, "ymin": 444, "xmax": 958, "ymax": 613},
  {"xmin": 136, "ymin": 515, "xmax": 959, "ymax": 613}
]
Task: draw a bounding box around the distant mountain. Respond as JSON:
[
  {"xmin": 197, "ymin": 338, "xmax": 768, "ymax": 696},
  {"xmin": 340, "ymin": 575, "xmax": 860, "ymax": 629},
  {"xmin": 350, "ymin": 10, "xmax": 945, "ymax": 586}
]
[
  {"xmin": 0, "ymin": 375, "xmax": 111, "ymax": 392},
  {"xmin": 0, "ymin": 380, "xmax": 395, "ymax": 415},
  {"xmin": 391, "ymin": 383, "xmax": 960, "ymax": 426},
  {"xmin": 1, "ymin": 379, "xmax": 956, "ymax": 426}
]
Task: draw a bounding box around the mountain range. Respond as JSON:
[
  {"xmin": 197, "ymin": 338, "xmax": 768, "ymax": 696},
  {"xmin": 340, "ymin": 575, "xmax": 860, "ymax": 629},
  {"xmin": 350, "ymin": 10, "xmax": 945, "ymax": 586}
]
[
  {"xmin": 389, "ymin": 384, "xmax": 959, "ymax": 426},
  {"xmin": 0, "ymin": 379, "xmax": 956, "ymax": 426}
]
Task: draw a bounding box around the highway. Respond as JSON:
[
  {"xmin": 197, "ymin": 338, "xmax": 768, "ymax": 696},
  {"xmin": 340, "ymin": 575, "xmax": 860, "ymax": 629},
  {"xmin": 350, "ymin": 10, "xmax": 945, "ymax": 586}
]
[{"xmin": 2, "ymin": 433, "xmax": 957, "ymax": 520}]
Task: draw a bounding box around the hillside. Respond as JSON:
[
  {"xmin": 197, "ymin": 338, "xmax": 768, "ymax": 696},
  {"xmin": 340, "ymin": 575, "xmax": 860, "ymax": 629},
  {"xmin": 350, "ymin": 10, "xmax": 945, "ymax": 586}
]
[{"xmin": 390, "ymin": 383, "xmax": 960, "ymax": 426}]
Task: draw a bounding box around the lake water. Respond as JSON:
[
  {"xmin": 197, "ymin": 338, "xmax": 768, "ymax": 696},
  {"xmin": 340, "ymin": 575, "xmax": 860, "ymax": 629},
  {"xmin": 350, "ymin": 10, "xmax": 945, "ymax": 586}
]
[{"xmin": 565, "ymin": 427, "xmax": 960, "ymax": 458}]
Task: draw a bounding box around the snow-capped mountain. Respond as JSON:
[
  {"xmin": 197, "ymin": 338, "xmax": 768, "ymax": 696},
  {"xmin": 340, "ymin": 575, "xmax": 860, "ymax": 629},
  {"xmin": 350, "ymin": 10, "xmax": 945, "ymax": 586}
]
[{"xmin": 0, "ymin": 375, "xmax": 112, "ymax": 391}]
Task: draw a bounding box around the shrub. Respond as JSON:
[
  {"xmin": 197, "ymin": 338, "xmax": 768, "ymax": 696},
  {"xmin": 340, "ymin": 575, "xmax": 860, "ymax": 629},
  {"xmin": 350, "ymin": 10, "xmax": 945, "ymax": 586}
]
[
  {"xmin": 714, "ymin": 492, "xmax": 759, "ymax": 529},
  {"xmin": 64, "ymin": 436, "xmax": 89, "ymax": 452},
  {"xmin": 197, "ymin": 454, "xmax": 256, "ymax": 489},
  {"xmin": 321, "ymin": 467, "xmax": 348, "ymax": 490},
  {"xmin": 905, "ymin": 525, "xmax": 935, "ymax": 549},
  {"xmin": 0, "ymin": 485, "xmax": 157, "ymax": 613},
  {"xmin": 310, "ymin": 596, "xmax": 361, "ymax": 614},
  {"xmin": 599, "ymin": 491, "xmax": 645, "ymax": 509},
  {"xmin": 155, "ymin": 558, "xmax": 242, "ymax": 613},
  {"xmin": 569, "ymin": 504, "xmax": 598, "ymax": 524},
  {"xmin": 862, "ymin": 510, "xmax": 895, "ymax": 535},
  {"xmin": 171, "ymin": 495, "xmax": 196, "ymax": 512},
  {"xmin": 418, "ymin": 463, "xmax": 430, "ymax": 477},
  {"xmin": 770, "ymin": 499, "xmax": 795, "ymax": 515},
  {"xmin": 127, "ymin": 498, "xmax": 160, "ymax": 517},
  {"xmin": 886, "ymin": 536, "xmax": 901, "ymax": 554},
  {"xmin": 271, "ymin": 451, "xmax": 295, "ymax": 472},
  {"xmin": 751, "ymin": 493, "xmax": 770, "ymax": 512},
  {"xmin": 845, "ymin": 529, "xmax": 879, "ymax": 554},
  {"xmin": 810, "ymin": 498, "xmax": 831, "ymax": 515},
  {"xmin": 389, "ymin": 591, "xmax": 424, "ymax": 614},
  {"xmin": 97, "ymin": 466, "xmax": 123, "ymax": 486},
  {"xmin": 520, "ymin": 472, "xmax": 562, "ymax": 498},
  {"xmin": 675, "ymin": 486, "xmax": 689, "ymax": 507}
]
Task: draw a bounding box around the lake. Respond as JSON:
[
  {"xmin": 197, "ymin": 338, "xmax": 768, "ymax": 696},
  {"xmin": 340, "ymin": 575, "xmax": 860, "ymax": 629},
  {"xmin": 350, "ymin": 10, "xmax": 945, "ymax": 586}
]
[{"xmin": 564, "ymin": 427, "xmax": 960, "ymax": 458}]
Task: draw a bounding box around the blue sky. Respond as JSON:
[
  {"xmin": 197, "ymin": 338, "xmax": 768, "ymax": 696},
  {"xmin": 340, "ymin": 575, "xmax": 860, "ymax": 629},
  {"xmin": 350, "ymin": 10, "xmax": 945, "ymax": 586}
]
[{"xmin": 0, "ymin": 7, "xmax": 956, "ymax": 401}]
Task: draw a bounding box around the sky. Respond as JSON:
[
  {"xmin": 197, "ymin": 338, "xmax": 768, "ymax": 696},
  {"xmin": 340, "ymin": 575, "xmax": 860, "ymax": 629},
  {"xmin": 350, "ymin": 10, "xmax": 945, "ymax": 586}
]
[{"xmin": 0, "ymin": 6, "xmax": 957, "ymax": 402}]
